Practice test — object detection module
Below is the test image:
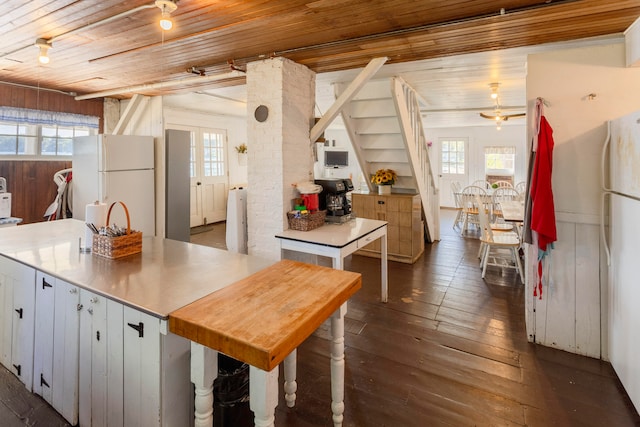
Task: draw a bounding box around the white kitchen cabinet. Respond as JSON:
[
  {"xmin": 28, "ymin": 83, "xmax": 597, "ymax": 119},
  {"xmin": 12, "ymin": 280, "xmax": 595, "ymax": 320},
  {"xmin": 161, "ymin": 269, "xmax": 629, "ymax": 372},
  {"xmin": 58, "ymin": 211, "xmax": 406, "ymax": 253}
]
[
  {"xmin": 79, "ymin": 289, "xmax": 124, "ymax": 427},
  {"xmin": 79, "ymin": 289, "xmax": 191, "ymax": 427},
  {"xmin": 33, "ymin": 272, "xmax": 80, "ymax": 425},
  {"xmin": 0, "ymin": 255, "xmax": 36, "ymax": 391}
]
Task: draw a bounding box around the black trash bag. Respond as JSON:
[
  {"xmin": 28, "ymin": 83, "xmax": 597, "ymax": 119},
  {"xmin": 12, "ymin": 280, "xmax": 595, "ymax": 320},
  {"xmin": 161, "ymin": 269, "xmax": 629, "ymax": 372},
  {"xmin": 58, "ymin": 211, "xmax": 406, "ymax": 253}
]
[{"xmin": 213, "ymin": 354, "xmax": 252, "ymax": 427}]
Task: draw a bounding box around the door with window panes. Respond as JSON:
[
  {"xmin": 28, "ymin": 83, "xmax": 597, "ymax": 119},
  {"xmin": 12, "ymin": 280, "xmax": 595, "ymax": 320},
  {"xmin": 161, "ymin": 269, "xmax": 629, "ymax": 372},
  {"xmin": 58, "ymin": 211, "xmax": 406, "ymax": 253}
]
[
  {"xmin": 439, "ymin": 138, "xmax": 468, "ymax": 207},
  {"xmin": 189, "ymin": 128, "xmax": 229, "ymax": 227}
]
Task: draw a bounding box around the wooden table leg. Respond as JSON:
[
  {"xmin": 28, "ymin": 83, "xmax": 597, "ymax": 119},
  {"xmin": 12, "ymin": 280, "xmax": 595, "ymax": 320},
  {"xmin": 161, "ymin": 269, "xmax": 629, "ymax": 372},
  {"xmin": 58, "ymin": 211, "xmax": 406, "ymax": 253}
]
[
  {"xmin": 284, "ymin": 350, "xmax": 297, "ymax": 408},
  {"xmin": 380, "ymin": 232, "xmax": 388, "ymax": 303},
  {"xmin": 249, "ymin": 365, "xmax": 279, "ymax": 427},
  {"xmin": 190, "ymin": 342, "xmax": 218, "ymax": 427},
  {"xmin": 330, "ymin": 303, "xmax": 347, "ymax": 427}
]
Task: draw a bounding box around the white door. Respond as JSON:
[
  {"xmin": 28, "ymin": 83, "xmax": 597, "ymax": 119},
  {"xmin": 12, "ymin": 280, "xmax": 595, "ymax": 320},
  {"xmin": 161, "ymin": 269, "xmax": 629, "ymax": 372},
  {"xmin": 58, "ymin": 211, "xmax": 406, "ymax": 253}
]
[
  {"xmin": 189, "ymin": 128, "xmax": 229, "ymax": 226},
  {"xmin": 439, "ymin": 138, "xmax": 469, "ymax": 208}
]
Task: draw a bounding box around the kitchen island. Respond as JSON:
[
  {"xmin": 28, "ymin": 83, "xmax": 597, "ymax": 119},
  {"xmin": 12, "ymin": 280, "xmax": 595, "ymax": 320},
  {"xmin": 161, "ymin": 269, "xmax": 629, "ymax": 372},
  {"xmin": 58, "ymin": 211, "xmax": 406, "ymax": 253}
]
[
  {"xmin": 0, "ymin": 219, "xmax": 275, "ymax": 426},
  {"xmin": 0, "ymin": 219, "xmax": 362, "ymax": 427}
]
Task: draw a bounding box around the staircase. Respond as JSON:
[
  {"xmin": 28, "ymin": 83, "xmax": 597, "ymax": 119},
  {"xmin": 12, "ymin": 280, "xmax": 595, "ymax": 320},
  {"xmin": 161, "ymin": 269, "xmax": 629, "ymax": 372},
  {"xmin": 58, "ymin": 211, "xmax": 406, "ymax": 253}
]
[{"xmin": 337, "ymin": 77, "xmax": 440, "ymax": 241}]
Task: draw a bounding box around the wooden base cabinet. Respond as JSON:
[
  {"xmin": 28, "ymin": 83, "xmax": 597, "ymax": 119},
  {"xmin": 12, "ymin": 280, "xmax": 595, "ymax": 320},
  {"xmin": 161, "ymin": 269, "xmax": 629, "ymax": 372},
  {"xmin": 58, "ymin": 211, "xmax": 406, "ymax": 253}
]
[
  {"xmin": 351, "ymin": 192, "xmax": 424, "ymax": 263},
  {"xmin": 0, "ymin": 256, "xmax": 36, "ymax": 391}
]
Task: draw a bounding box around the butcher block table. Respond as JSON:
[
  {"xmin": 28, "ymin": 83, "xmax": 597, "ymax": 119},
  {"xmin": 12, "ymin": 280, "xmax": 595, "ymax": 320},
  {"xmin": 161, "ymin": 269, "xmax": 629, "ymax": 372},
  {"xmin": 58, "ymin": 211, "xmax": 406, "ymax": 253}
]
[{"xmin": 169, "ymin": 259, "xmax": 362, "ymax": 427}]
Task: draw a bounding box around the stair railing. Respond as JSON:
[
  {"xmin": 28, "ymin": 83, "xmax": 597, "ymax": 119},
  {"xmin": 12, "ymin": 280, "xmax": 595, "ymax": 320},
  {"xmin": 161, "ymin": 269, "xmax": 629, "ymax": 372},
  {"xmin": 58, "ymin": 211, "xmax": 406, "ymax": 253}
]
[{"xmin": 391, "ymin": 77, "xmax": 440, "ymax": 241}]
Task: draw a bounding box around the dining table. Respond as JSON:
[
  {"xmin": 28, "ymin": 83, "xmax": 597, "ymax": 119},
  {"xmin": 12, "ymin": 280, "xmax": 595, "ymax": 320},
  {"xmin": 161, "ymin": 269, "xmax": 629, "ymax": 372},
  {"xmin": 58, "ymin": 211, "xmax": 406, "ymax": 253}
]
[{"xmin": 499, "ymin": 200, "xmax": 525, "ymax": 222}]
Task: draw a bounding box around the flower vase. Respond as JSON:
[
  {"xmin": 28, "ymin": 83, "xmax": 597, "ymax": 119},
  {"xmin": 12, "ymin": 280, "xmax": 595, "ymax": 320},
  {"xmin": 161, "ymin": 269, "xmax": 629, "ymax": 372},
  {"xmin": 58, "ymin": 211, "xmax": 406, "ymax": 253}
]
[
  {"xmin": 378, "ymin": 184, "xmax": 392, "ymax": 195},
  {"xmin": 238, "ymin": 152, "xmax": 247, "ymax": 166}
]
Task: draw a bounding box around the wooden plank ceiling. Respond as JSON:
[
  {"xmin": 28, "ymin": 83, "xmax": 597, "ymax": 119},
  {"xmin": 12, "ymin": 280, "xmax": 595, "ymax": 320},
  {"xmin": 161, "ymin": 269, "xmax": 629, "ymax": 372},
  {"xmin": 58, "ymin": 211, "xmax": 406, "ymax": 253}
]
[{"xmin": 0, "ymin": 0, "xmax": 638, "ymax": 101}]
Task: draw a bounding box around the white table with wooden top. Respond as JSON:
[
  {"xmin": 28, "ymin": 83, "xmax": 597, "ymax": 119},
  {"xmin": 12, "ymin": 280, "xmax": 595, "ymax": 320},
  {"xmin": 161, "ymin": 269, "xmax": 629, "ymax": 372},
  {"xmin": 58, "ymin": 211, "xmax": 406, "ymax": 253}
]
[
  {"xmin": 275, "ymin": 217, "xmax": 388, "ymax": 302},
  {"xmin": 499, "ymin": 200, "xmax": 525, "ymax": 222},
  {"xmin": 169, "ymin": 259, "xmax": 362, "ymax": 427}
]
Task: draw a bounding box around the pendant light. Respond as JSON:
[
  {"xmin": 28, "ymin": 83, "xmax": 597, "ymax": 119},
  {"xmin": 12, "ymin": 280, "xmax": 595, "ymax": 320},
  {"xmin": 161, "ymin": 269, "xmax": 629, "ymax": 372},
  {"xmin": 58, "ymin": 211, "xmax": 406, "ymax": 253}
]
[
  {"xmin": 156, "ymin": 0, "xmax": 178, "ymax": 31},
  {"xmin": 35, "ymin": 38, "xmax": 52, "ymax": 64}
]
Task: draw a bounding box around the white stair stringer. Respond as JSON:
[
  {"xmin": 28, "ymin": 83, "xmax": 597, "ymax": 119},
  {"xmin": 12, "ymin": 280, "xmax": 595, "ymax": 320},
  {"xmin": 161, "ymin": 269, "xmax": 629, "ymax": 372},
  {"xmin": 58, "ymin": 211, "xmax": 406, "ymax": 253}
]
[{"xmin": 337, "ymin": 78, "xmax": 440, "ymax": 242}]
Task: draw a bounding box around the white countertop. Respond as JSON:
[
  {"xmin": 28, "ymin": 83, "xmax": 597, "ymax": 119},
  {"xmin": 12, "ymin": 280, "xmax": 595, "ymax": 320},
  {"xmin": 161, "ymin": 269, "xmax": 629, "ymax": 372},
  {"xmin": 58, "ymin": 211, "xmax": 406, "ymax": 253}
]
[
  {"xmin": 275, "ymin": 217, "xmax": 387, "ymax": 248},
  {"xmin": 0, "ymin": 219, "xmax": 274, "ymax": 319}
]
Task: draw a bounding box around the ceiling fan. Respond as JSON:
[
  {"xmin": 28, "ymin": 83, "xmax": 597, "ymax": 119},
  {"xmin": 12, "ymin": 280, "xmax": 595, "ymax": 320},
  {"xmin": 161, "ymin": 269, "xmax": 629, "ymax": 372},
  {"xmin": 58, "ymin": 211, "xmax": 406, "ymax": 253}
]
[
  {"xmin": 479, "ymin": 82, "xmax": 526, "ymax": 126},
  {"xmin": 479, "ymin": 110, "xmax": 526, "ymax": 121}
]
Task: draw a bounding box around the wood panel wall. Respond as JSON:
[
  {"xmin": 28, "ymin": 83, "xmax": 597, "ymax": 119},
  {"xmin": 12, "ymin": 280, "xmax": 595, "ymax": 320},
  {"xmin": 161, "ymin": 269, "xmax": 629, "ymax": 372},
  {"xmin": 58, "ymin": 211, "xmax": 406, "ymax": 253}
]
[
  {"xmin": 0, "ymin": 160, "xmax": 72, "ymax": 224},
  {"xmin": 0, "ymin": 81, "xmax": 104, "ymax": 224},
  {"xmin": 0, "ymin": 82, "xmax": 104, "ymax": 128}
]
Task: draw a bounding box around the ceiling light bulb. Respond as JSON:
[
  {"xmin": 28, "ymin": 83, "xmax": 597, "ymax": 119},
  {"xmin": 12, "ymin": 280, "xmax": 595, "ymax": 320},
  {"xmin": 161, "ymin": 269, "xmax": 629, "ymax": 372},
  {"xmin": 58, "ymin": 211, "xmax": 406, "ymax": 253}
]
[
  {"xmin": 159, "ymin": 12, "xmax": 173, "ymax": 30},
  {"xmin": 496, "ymin": 123, "xmax": 502, "ymax": 130},
  {"xmin": 489, "ymin": 82, "xmax": 500, "ymax": 100},
  {"xmin": 156, "ymin": 0, "xmax": 178, "ymax": 31},
  {"xmin": 35, "ymin": 38, "xmax": 52, "ymax": 64}
]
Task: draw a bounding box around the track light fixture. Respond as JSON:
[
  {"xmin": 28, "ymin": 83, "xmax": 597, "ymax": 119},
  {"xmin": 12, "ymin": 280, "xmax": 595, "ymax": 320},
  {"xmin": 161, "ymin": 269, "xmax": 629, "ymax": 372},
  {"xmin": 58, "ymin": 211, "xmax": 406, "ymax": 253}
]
[
  {"xmin": 35, "ymin": 38, "xmax": 52, "ymax": 64},
  {"xmin": 156, "ymin": 0, "xmax": 178, "ymax": 30}
]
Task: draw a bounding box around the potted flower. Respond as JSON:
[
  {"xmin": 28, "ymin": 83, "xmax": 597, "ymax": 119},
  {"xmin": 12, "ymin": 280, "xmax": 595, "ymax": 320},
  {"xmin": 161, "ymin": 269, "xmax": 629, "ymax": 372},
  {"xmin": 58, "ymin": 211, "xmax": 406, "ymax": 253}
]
[
  {"xmin": 371, "ymin": 168, "xmax": 397, "ymax": 194},
  {"xmin": 235, "ymin": 143, "xmax": 247, "ymax": 165}
]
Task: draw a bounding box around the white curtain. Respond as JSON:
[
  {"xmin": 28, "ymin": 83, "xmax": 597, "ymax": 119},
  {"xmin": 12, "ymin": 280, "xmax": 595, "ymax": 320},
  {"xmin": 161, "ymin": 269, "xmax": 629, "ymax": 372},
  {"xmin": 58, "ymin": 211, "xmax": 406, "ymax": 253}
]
[
  {"xmin": 484, "ymin": 146, "xmax": 516, "ymax": 154},
  {"xmin": 0, "ymin": 106, "xmax": 99, "ymax": 128},
  {"xmin": 484, "ymin": 146, "xmax": 516, "ymax": 155}
]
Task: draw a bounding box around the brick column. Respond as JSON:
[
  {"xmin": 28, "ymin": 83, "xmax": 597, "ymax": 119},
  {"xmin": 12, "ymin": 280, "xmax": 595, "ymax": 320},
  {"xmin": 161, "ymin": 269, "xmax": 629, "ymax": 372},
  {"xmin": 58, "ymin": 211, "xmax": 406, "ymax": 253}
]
[{"xmin": 246, "ymin": 57, "xmax": 316, "ymax": 260}]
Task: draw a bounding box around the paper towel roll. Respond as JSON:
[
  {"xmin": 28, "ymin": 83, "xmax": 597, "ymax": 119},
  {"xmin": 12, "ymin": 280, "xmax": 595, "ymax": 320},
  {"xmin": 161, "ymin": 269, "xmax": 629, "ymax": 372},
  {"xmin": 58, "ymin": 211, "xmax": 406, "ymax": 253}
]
[{"xmin": 85, "ymin": 202, "xmax": 108, "ymax": 250}]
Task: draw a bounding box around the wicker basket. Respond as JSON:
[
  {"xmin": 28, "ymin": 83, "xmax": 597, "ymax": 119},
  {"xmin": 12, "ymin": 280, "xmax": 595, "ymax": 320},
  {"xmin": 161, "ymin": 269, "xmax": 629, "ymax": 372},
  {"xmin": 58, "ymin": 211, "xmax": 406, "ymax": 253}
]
[
  {"xmin": 92, "ymin": 201, "xmax": 142, "ymax": 259},
  {"xmin": 287, "ymin": 210, "xmax": 326, "ymax": 231}
]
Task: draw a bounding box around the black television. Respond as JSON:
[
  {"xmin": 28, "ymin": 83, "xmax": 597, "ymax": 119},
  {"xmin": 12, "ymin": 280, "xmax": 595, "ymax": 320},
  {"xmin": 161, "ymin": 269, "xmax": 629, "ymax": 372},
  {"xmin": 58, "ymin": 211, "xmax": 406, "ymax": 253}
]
[{"xmin": 324, "ymin": 150, "xmax": 348, "ymax": 168}]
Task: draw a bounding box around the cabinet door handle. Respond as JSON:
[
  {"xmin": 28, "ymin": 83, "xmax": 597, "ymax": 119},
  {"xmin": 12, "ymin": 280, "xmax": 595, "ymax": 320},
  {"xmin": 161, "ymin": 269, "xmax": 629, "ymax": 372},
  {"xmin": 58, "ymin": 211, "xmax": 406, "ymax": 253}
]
[
  {"xmin": 14, "ymin": 308, "xmax": 23, "ymax": 319},
  {"xmin": 377, "ymin": 200, "xmax": 385, "ymax": 204},
  {"xmin": 127, "ymin": 322, "xmax": 144, "ymax": 338},
  {"xmin": 42, "ymin": 278, "xmax": 52, "ymax": 289},
  {"xmin": 12, "ymin": 364, "xmax": 21, "ymax": 376},
  {"xmin": 77, "ymin": 303, "xmax": 83, "ymax": 311},
  {"xmin": 40, "ymin": 373, "xmax": 50, "ymax": 388}
]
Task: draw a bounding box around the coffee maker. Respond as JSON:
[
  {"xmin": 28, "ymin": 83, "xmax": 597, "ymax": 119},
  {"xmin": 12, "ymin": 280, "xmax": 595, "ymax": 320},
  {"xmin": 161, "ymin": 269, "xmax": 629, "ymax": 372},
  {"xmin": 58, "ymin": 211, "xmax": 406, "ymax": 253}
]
[{"xmin": 315, "ymin": 178, "xmax": 354, "ymax": 223}]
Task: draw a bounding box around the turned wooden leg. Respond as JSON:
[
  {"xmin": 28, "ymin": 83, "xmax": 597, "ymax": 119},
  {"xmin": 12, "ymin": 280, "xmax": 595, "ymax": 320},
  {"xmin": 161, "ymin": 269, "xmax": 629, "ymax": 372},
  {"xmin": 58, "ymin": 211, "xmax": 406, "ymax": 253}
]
[
  {"xmin": 190, "ymin": 342, "xmax": 218, "ymax": 427},
  {"xmin": 330, "ymin": 303, "xmax": 347, "ymax": 427},
  {"xmin": 250, "ymin": 365, "xmax": 279, "ymax": 427},
  {"xmin": 284, "ymin": 350, "xmax": 297, "ymax": 408}
]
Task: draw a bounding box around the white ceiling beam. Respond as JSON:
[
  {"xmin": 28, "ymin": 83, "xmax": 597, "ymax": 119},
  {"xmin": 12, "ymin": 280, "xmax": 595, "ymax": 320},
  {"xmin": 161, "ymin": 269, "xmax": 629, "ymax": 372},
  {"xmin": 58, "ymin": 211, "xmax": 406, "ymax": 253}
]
[{"xmin": 112, "ymin": 94, "xmax": 145, "ymax": 135}]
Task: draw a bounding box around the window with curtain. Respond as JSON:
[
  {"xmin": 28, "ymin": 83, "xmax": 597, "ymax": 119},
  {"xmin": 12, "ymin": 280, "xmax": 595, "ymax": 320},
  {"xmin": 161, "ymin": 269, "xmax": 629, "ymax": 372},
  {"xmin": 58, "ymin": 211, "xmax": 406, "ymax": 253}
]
[
  {"xmin": 0, "ymin": 107, "xmax": 99, "ymax": 157},
  {"xmin": 484, "ymin": 146, "xmax": 515, "ymax": 175}
]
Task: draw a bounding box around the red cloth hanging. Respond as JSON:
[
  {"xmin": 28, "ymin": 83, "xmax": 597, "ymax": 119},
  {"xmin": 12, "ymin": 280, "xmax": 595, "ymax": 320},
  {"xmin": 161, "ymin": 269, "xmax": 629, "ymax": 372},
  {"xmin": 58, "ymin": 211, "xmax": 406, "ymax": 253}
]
[{"xmin": 530, "ymin": 114, "xmax": 557, "ymax": 298}]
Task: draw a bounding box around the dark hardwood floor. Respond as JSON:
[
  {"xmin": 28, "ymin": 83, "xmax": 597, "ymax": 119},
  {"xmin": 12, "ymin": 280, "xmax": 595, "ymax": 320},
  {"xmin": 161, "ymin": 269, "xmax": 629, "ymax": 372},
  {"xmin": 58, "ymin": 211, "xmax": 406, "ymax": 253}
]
[{"xmin": 1, "ymin": 210, "xmax": 638, "ymax": 426}]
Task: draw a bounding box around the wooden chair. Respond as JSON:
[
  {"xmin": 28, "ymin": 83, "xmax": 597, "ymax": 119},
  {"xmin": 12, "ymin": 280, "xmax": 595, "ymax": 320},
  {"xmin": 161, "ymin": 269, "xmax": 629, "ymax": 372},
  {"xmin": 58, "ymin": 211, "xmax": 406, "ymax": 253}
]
[
  {"xmin": 492, "ymin": 180, "xmax": 513, "ymax": 189},
  {"xmin": 451, "ymin": 181, "xmax": 464, "ymax": 230},
  {"xmin": 459, "ymin": 185, "xmax": 486, "ymax": 234},
  {"xmin": 476, "ymin": 195, "xmax": 523, "ymax": 282},
  {"xmin": 471, "ymin": 180, "xmax": 491, "ymax": 190}
]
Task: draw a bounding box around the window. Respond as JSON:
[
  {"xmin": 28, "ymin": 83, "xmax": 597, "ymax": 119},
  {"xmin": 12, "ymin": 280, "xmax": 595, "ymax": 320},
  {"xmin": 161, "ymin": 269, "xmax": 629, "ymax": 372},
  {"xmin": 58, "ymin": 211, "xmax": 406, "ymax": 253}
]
[
  {"xmin": 0, "ymin": 107, "xmax": 99, "ymax": 158},
  {"xmin": 441, "ymin": 139, "xmax": 466, "ymax": 174},
  {"xmin": 202, "ymin": 131, "xmax": 225, "ymax": 177},
  {"xmin": 484, "ymin": 146, "xmax": 515, "ymax": 175}
]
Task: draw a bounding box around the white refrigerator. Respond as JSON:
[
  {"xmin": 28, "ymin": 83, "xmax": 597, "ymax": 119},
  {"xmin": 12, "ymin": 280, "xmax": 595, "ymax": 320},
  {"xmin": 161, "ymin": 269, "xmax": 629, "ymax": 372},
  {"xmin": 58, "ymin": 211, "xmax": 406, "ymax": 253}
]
[
  {"xmin": 73, "ymin": 135, "xmax": 155, "ymax": 236},
  {"xmin": 604, "ymin": 111, "xmax": 640, "ymax": 413}
]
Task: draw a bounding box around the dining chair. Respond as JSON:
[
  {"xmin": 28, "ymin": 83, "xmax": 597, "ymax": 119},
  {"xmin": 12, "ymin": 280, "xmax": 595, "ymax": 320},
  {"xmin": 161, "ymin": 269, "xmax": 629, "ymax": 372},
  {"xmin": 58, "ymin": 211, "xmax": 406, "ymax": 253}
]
[
  {"xmin": 514, "ymin": 181, "xmax": 527, "ymax": 201},
  {"xmin": 476, "ymin": 195, "xmax": 524, "ymax": 282},
  {"xmin": 492, "ymin": 180, "xmax": 514, "ymax": 189},
  {"xmin": 491, "ymin": 187, "xmax": 520, "ymax": 221},
  {"xmin": 451, "ymin": 181, "xmax": 464, "ymax": 230},
  {"xmin": 471, "ymin": 179, "xmax": 491, "ymax": 190},
  {"xmin": 459, "ymin": 185, "xmax": 486, "ymax": 234}
]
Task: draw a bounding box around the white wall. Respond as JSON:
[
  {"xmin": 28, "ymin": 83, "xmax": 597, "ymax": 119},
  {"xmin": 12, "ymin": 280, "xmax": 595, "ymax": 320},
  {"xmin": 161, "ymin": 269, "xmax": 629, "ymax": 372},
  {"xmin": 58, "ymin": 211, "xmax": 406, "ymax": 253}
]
[{"xmin": 525, "ymin": 42, "xmax": 640, "ymax": 367}]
